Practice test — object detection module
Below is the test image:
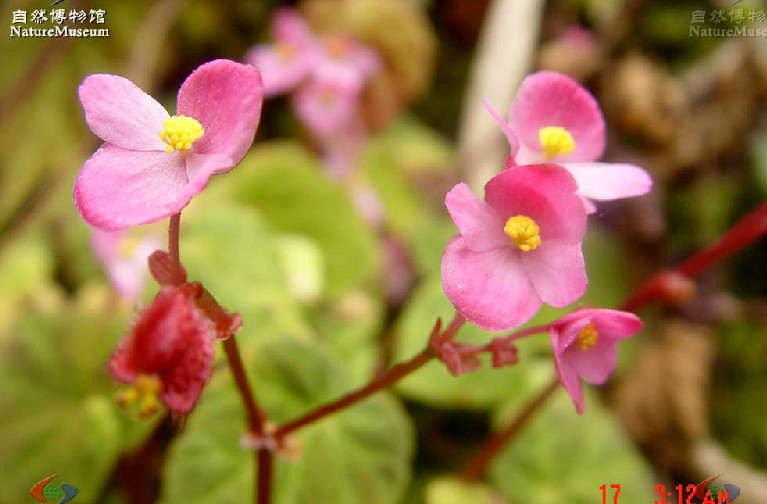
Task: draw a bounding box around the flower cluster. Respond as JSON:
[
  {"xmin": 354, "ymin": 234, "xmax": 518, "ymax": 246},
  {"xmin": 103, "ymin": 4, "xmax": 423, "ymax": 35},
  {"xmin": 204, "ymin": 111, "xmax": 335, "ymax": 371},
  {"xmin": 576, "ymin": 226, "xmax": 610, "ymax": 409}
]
[
  {"xmin": 246, "ymin": 8, "xmax": 380, "ymax": 142},
  {"xmin": 438, "ymin": 71, "xmax": 651, "ymax": 412}
]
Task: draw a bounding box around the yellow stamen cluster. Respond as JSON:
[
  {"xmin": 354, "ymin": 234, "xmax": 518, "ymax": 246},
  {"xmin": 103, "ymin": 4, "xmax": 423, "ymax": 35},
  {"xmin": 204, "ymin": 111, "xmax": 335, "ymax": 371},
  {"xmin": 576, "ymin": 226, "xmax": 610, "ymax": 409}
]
[
  {"xmin": 539, "ymin": 126, "xmax": 575, "ymax": 159},
  {"xmin": 116, "ymin": 374, "xmax": 162, "ymax": 418},
  {"xmin": 577, "ymin": 323, "xmax": 599, "ymax": 351},
  {"xmin": 159, "ymin": 115, "xmax": 204, "ymax": 153},
  {"xmin": 504, "ymin": 215, "xmax": 542, "ymax": 252}
]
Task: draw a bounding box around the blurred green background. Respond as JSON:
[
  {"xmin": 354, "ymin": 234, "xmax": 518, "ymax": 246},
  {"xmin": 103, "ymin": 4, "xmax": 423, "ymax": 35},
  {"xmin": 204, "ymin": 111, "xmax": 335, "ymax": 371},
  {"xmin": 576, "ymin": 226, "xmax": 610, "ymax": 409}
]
[{"xmin": 0, "ymin": 0, "xmax": 765, "ymax": 503}]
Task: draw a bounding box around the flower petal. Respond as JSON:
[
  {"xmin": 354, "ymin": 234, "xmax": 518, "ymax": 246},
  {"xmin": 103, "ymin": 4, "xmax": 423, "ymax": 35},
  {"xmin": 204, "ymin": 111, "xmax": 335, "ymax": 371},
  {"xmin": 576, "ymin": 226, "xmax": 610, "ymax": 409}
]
[
  {"xmin": 183, "ymin": 152, "xmax": 234, "ymax": 198},
  {"xmin": 74, "ymin": 145, "xmax": 190, "ymax": 230},
  {"xmin": 445, "ymin": 183, "xmax": 507, "ymax": 252},
  {"xmin": 509, "ymin": 71, "xmax": 605, "ymax": 163},
  {"xmin": 245, "ymin": 45, "xmax": 310, "ymax": 96},
  {"xmin": 484, "ymin": 164, "xmax": 587, "ymax": 244},
  {"xmin": 292, "ymin": 79, "xmax": 357, "ymax": 137},
  {"xmin": 78, "ymin": 74, "xmax": 169, "ymax": 151},
  {"xmin": 177, "ymin": 59, "xmax": 263, "ymax": 165},
  {"xmin": 551, "ymin": 342, "xmax": 585, "ymax": 414},
  {"xmin": 567, "ymin": 340, "xmax": 617, "ymax": 385},
  {"xmin": 521, "ymin": 240, "xmax": 587, "ymax": 307},
  {"xmin": 592, "ymin": 310, "xmax": 643, "ymax": 341},
  {"xmin": 441, "ymin": 236, "xmax": 540, "ymax": 331},
  {"xmin": 483, "ymin": 99, "xmax": 519, "ymax": 167},
  {"xmin": 561, "ymin": 162, "xmax": 653, "ymax": 201},
  {"xmin": 272, "ymin": 7, "xmax": 313, "ymax": 46}
]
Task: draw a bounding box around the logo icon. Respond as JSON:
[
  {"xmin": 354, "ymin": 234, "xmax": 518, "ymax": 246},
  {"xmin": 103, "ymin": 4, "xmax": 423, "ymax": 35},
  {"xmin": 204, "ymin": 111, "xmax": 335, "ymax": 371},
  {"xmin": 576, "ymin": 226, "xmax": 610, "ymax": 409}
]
[
  {"xmin": 30, "ymin": 474, "xmax": 78, "ymax": 504},
  {"xmin": 692, "ymin": 474, "xmax": 740, "ymax": 503}
]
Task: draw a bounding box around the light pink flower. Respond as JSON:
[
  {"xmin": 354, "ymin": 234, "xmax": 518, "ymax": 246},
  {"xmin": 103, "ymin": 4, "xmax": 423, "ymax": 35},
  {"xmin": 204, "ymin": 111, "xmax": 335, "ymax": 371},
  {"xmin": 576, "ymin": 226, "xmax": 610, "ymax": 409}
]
[
  {"xmin": 293, "ymin": 76, "xmax": 359, "ymax": 138},
  {"xmin": 92, "ymin": 229, "xmax": 162, "ymax": 301},
  {"xmin": 311, "ymin": 34, "xmax": 381, "ymax": 95},
  {"xmin": 485, "ymin": 71, "xmax": 651, "ymax": 212},
  {"xmin": 74, "ymin": 59, "xmax": 263, "ymax": 231},
  {"xmin": 441, "ymin": 164, "xmax": 588, "ymax": 331},
  {"xmin": 109, "ymin": 284, "xmax": 217, "ymax": 415},
  {"xmin": 245, "ymin": 8, "xmax": 313, "ymax": 96},
  {"xmin": 549, "ymin": 308, "xmax": 642, "ymax": 413}
]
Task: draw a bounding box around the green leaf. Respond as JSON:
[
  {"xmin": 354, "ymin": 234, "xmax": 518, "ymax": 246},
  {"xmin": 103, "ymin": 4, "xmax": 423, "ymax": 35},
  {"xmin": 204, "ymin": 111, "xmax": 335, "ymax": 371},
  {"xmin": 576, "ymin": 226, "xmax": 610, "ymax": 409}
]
[
  {"xmin": 0, "ymin": 286, "xmax": 152, "ymax": 502},
  {"xmin": 217, "ymin": 142, "xmax": 379, "ymax": 297},
  {"xmin": 489, "ymin": 391, "xmax": 655, "ymax": 504},
  {"xmin": 181, "ymin": 201, "xmax": 311, "ymax": 341},
  {"xmin": 425, "ymin": 477, "xmax": 503, "ymax": 504},
  {"xmin": 163, "ymin": 337, "xmax": 413, "ymax": 504}
]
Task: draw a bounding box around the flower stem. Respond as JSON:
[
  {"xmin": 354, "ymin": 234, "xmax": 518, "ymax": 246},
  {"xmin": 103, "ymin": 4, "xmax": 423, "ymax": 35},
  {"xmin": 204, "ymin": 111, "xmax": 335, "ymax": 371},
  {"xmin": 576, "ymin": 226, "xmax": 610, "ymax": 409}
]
[
  {"xmin": 168, "ymin": 213, "xmax": 182, "ymax": 279},
  {"xmin": 622, "ymin": 201, "xmax": 767, "ymax": 312},
  {"xmin": 275, "ymin": 314, "xmax": 465, "ymax": 439},
  {"xmin": 460, "ymin": 378, "xmax": 560, "ymax": 482},
  {"xmin": 222, "ymin": 336, "xmax": 271, "ymax": 504}
]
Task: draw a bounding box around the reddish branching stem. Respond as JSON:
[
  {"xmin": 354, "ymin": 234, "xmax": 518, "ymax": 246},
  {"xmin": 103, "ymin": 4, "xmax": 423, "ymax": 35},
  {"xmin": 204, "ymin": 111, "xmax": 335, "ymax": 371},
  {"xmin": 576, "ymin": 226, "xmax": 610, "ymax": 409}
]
[
  {"xmin": 622, "ymin": 201, "xmax": 767, "ymax": 312},
  {"xmin": 274, "ymin": 314, "xmax": 465, "ymax": 439}
]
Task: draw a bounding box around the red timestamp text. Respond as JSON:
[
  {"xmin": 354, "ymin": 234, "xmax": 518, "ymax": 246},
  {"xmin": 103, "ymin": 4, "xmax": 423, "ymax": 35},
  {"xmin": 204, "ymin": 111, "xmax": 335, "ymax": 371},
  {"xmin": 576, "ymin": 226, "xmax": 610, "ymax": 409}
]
[
  {"xmin": 654, "ymin": 484, "xmax": 734, "ymax": 504},
  {"xmin": 600, "ymin": 484, "xmax": 622, "ymax": 504}
]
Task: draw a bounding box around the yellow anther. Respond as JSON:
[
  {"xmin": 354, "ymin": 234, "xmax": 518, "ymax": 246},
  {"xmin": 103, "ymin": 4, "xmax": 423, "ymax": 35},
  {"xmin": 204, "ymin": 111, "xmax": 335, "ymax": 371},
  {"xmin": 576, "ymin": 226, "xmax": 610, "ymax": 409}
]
[
  {"xmin": 577, "ymin": 323, "xmax": 599, "ymax": 351},
  {"xmin": 116, "ymin": 374, "xmax": 162, "ymax": 418},
  {"xmin": 539, "ymin": 126, "xmax": 575, "ymax": 159},
  {"xmin": 159, "ymin": 115, "xmax": 204, "ymax": 153},
  {"xmin": 275, "ymin": 41, "xmax": 296, "ymax": 61},
  {"xmin": 504, "ymin": 215, "xmax": 542, "ymax": 252}
]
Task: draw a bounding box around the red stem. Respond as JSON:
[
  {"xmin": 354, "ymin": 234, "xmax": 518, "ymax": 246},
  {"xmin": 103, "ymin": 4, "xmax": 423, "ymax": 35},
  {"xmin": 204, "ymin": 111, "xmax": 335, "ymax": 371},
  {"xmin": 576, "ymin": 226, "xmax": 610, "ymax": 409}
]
[
  {"xmin": 622, "ymin": 202, "xmax": 767, "ymax": 312},
  {"xmin": 168, "ymin": 213, "xmax": 182, "ymax": 279},
  {"xmin": 275, "ymin": 314, "xmax": 465, "ymax": 438},
  {"xmin": 461, "ymin": 379, "xmax": 560, "ymax": 482},
  {"xmin": 166, "ymin": 212, "xmax": 270, "ymax": 504}
]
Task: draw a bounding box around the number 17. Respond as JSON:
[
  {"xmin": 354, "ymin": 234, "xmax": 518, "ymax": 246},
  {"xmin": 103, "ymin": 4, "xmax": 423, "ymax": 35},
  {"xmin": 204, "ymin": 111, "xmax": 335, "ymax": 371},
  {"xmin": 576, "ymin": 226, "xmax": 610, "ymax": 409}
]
[{"xmin": 600, "ymin": 484, "xmax": 622, "ymax": 504}]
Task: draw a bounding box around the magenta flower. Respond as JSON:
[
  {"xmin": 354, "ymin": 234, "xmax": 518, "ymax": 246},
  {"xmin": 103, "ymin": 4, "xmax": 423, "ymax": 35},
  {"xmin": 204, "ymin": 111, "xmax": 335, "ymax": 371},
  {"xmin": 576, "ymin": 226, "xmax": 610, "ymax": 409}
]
[
  {"xmin": 549, "ymin": 308, "xmax": 642, "ymax": 413},
  {"xmin": 244, "ymin": 8, "xmax": 313, "ymax": 96},
  {"xmin": 245, "ymin": 8, "xmax": 379, "ymax": 141},
  {"xmin": 74, "ymin": 59, "xmax": 263, "ymax": 230},
  {"xmin": 109, "ymin": 284, "xmax": 217, "ymax": 415},
  {"xmin": 485, "ymin": 71, "xmax": 651, "ymax": 212},
  {"xmin": 92, "ymin": 229, "xmax": 162, "ymax": 301},
  {"xmin": 441, "ymin": 164, "xmax": 588, "ymax": 331}
]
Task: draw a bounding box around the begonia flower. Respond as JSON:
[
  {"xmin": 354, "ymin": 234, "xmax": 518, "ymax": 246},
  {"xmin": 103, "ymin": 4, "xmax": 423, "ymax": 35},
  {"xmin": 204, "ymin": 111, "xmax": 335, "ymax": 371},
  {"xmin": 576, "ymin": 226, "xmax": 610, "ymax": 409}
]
[
  {"xmin": 310, "ymin": 34, "xmax": 380, "ymax": 95},
  {"xmin": 92, "ymin": 229, "xmax": 161, "ymax": 301},
  {"xmin": 109, "ymin": 284, "xmax": 217, "ymax": 415},
  {"xmin": 485, "ymin": 71, "xmax": 651, "ymax": 212},
  {"xmin": 441, "ymin": 164, "xmax": 587, "ymax": 331},
  {"xmin": 74, "ymin": 59, "xmax": 263, "ymax": 230},
  {"xmin": 245, "ymin": 8, "xmax": 313, "ymax": 96},
  {"xmin": 549, "ymin": 308, "xmax": 642, "ymax": 413},
  {"xmin": 293, "ymin": 77, "xmax": 359, "ymax": 137}
]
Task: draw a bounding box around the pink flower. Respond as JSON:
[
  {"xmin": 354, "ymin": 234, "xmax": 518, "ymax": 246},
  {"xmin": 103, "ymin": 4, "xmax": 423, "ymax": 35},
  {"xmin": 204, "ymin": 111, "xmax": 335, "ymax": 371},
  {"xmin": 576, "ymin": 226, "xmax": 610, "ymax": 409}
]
[
  {"xmin": 293, "ymin": 77, "xmax": 359, "ymax": 138},
  {"xmin": 441, "ymin": 164, "xmax": 588, "ymax": 331},
  {"xmin": 74, "ymin": 59, "xmax": 263, "ymax": 230},
  {"xmin": 310, "ymin": 35, "xmax": 380, "ymax": 95},
  {"xmin": 109, "ymin": 284, "xmax": 217, "ymax": 415},
  {"xmin": 92, "ymin": 229, "xmax": 162, "ymax": 301},
  {"xmin": 245, "ymin": 9, "xmax": 379, "ymax": 141},
  {"xmin": 485, "ymin": 71, "xmax": 651, "ymax": 212},
  {"xmin": 549, "ymin": 308, "xmax": 642, "ymax": 413},
  {"xmin": 245, "ymin": 9, "xmax": 313, "ymax": 96}
]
